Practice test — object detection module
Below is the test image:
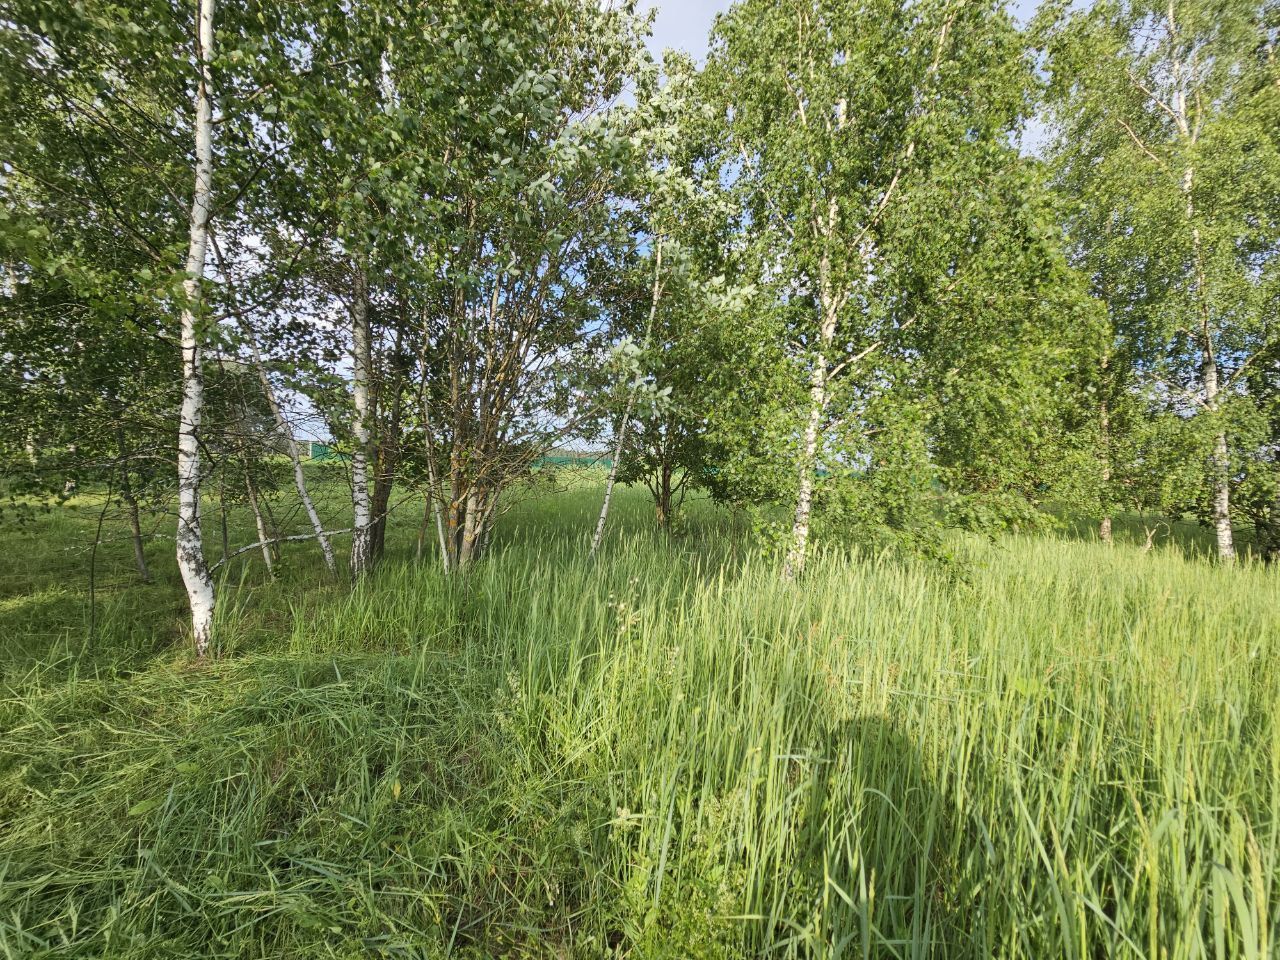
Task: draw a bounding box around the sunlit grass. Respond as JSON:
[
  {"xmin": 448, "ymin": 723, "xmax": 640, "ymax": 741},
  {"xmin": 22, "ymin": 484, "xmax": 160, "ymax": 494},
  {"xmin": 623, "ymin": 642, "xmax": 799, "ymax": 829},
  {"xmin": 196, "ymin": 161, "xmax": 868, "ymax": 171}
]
[{"xmin": 0, "ymin": 477, "xmax": 1276, "ymax": 957}]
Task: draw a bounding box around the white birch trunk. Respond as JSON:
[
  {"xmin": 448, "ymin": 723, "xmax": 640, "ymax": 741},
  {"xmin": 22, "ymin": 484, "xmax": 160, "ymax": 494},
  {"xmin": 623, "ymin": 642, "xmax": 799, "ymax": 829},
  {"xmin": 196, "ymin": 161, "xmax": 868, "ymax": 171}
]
[
  {"xmin": 432, "ymin": 496, "xmax": 449, "ymax": 570},
  {"xmin": 784, "ymin": 228, "xmax": 839, "ymax": 582},
  {"xmin": 784, "ymin": 358, "xmax": 828, "ymax": 580},
  {"xmin": 350, "ymin": 264, "xmax": 374, "ymax": 577},
  {"xmin": 592, "ymin": 240, "xmax": 664, "ymax": 556},
  {"xmin": 1210, "ymin": 429, "xmax": 1233, "ymax": 561},
  {"xmin": 176, "ymin": 0, "xmax": 217, "ymax": 655},
  {"xmin": 1181, "ymin": 155, "xmax": 1235, "ymax": 563},
  {"xmin": 415, "ymin": 496, "xmax": 437, "ymax": 563},
  {"xmin": 1099, "ymin": 387, "xmax": 1113, "ymax": 545},
  {"xmin": 591, "ymin": 401, "xmax": 636, "ymax": 557},
  {"xmin": 1204, "ymin": 350, "xmax": 1235, "ymax": 562},
  {"xmin": 243, "ymin": 464, "xmax": 275, "ymax": 575},
  {"xmin": 244, "ymin": 333, "xmax": 337, "ymax": 574},
  {"xmin": 1168, "ymin": 26, "xmax": 1235, "ymax": 563}
]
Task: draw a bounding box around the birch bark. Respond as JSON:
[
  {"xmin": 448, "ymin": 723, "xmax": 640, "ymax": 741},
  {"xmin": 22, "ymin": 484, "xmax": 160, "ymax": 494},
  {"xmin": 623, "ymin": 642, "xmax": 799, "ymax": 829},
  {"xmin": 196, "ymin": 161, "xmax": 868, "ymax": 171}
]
[
  {"xmin": 783, "ymin": 349, "xmax": 829, "ymax": 580},
  {"xmin": 243, "ymin": 463, "xmax": 275, "ymax": 575},
  {"xmin": 350, "ymin": 264, "xmax": 374, "ymax": 577},
  {"xmin": 176, "ymin": 0, "xmax": 218, "ymax": 655},
  {"xmin": 1167, "ymin": 2, "xmax": 1233, "ymax": 561},
  {"xmin": 784, "ymin": 205, "xmax": 839, "ymax": 582}
]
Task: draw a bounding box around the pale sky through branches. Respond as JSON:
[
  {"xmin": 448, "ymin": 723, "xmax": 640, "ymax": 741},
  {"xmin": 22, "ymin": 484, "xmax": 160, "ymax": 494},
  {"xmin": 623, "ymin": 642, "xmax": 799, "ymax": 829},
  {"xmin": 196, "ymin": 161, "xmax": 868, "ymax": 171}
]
[
  {"xmin": 641, "ymin": 0, "xmax": 1049, "ymax": 151},
  {"xmin": 642, "ymin": 0, "xmax": 1044, "ymax": 59}
]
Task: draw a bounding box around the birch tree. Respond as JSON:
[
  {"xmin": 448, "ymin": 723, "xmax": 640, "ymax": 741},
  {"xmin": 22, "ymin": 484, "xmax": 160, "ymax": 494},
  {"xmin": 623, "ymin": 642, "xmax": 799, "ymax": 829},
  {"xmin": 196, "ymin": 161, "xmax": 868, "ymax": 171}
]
[
  {"xmin": 1039, "ymin": 0, "xmax": 1280, "ymax": 561},
  {"xmin": 211, "ymin": 242, "xmax": 337, "ymax": 576},
  {"xmin": 174, "ymin": 0, "xmax": 218, "ymax": 652},
  {"xmin": 705, "ymin": 0, "xmax": 1043, "ymax": 576},
  {"xmin": 591, "ymin": 241, "xmax": 666, "ymax": 555},
  {"xmin": 610, "ymin": 54, "xmax": 744, "ymax": 530},
  {"xmin": 247, "ymin": 0, "xmax": 462, "ymax": 578},
  {"xmin": 1, "ymin": 0, "xmax": 343, "ymax": 642},
  {"xmin": 406, "ymin": 0, "xmax": 651, "ymax": 571}
]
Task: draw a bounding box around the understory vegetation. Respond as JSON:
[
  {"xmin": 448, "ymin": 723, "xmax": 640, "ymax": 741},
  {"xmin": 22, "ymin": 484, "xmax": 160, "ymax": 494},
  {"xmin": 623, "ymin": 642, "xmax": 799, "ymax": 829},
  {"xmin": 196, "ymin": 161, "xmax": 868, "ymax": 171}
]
[{"xmin": 1, "ymin": 477, "xmax": 1276, "ymax": 959}]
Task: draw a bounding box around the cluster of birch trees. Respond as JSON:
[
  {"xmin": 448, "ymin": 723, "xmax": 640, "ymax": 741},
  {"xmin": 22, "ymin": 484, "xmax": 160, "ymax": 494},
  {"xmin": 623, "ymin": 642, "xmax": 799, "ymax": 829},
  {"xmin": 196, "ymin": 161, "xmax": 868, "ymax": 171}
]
[{"xmin": 1, "ymin": 0, "xmax": 1276, "ymax": 650}]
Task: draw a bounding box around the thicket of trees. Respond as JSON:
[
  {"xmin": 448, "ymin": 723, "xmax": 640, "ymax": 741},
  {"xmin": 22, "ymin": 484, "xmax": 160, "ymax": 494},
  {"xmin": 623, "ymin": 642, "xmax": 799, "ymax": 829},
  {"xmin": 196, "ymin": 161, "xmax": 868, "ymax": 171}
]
[{"xmin": 2, "ymin": 0, "xmax": 1277, "ymax": 650}]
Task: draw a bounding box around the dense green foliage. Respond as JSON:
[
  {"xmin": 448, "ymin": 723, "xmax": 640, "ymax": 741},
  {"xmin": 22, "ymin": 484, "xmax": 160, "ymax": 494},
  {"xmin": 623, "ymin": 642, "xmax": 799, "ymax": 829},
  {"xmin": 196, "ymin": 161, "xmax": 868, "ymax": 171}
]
[
  {"xmin": 1, "ymin": 0, "xmax": 1278, "ymax": 955},
  {"xmin": 1, "ymin": 478, "xmax": 1277, "ymax": 958},
  {"xmin": 1037, "ymin": 0, "xmax": 1280, "ymax": 558},
  {"xmin": 2, "ymin": 0, "xmax": 1276, "ymax": 588}
]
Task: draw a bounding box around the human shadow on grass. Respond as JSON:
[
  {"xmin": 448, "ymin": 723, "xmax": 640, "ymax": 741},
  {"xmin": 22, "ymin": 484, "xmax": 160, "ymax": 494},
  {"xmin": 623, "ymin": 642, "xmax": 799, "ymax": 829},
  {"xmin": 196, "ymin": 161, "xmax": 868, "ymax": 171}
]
[{"xmin": 753, "ymin": 711, "xmax": 994, "ymax": 960}]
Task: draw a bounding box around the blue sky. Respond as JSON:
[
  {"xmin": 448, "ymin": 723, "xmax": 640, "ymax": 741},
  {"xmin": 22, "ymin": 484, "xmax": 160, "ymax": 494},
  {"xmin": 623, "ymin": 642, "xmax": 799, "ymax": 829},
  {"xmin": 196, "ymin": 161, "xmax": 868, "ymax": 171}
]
[{"xmin": 642, "ymin": 0, "xmax": 731, "ymax": 58}]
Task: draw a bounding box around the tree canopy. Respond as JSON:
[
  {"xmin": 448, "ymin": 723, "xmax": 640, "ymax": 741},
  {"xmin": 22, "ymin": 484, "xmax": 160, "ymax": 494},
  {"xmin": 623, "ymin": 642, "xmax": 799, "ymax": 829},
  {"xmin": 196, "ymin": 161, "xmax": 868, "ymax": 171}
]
[{"xmin": 2, "ymin": 0, "xmax": 1277, "ymax": 647}]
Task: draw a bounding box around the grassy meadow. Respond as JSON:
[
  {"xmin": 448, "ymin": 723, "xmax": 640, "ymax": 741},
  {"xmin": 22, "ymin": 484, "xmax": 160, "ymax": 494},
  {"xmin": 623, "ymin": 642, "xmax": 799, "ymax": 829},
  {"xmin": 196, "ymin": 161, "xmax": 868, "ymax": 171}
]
[{"xmin": 0, "ymin": 473, "xmax": 1277, "ymax": 958}]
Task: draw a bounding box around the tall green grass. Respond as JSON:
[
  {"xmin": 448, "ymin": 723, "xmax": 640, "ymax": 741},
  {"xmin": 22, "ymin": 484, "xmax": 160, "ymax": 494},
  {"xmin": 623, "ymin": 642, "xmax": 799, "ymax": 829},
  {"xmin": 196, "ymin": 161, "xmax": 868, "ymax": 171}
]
[{"xmin": 0, "ymin": 482, "xmax": 1276, "ymax": 957}]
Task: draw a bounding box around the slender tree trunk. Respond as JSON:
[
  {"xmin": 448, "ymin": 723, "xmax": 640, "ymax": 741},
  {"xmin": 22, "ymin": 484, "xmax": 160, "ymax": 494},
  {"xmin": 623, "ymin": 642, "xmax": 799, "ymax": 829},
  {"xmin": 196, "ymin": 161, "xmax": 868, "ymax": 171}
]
[
  {"xmin": 1204, "ymin": 349, "xmax": 1235, "ymax": 562},
  {"xmin": 210, "ymin": 228, "xmax": 335, "ymax": 575},
  {"xmin": 433, "ymin": 496, "xmax": 449, "ymax": 570},
  {"xmin": 477, "ymin": 490, "xmax": 498, "ymax": 558},
  {"xmin": 591, "ymin": 402, "xmax": 636, "ymax": 556},
  {"xmin": 120, "ymin": 465, "xmax": 151, "ymax": 583},
  {"xmin": 1210, "ymin": 430, "xmax": 1234, "ymax": 562},
  {"xmin": 176, "ymin": 0, "xmax": 218, "ymax": 655},
  {"xmin": 593, "ymin": 240, "xmax": 663, "ymax": 556},
  {"xmin": 63, "ymin": 445, "xmax": 78, "ymax": 495},
  {"xmin": 656, "ymin": 461, "xmax": 672, "ymax": 528},
  {"xmin": 415, "ymin": 496, "xmax": 431, "ymax": 561},
  {"xmin": 1099, "ymin": 385, "xmax": 1113, "ymax": 545},
  {"xmin": 114, "ymin": 419, "xmax": 152, "ymax": 582},
  {"xmin": 784, "ymin": 234, "xmax": 839, "ymax": 581},
  {"xmin": 458, "ymin": 487, "xmax": 482, "ymax": 569},
  {"xmin": 1182, "ymin": 153, "xmax": 1235, "ymax": 563},
  {"xmin": 369, "ymin": 393, "xmax": 403, "ymax": 561},
  {"xmin": 219, "ymin": 476, "xmax": 230, "ymax": 562},
  {"xmin": 371, "ymin": 329, "xmax": 407, "ymax": 561},
  {"xmin": 88, "ymin": 477, "xmax": 113, "ymax": 644},
  {"xmin": 243, "ymin": 463, "xmax": 274, "ymax": 575},
  {"xmin": 784, "ymin": 359, "xmax": 828, "ymax": 580},
  {"xmin": 370, "ymin": 471, "xmax": 394, "ymax": 560},
  {"xmin": 1168, "ymin": 48, "xmax": 1233, "ymax": 561},
  {"xmin": 445, "ymin": 486, "xmax": 462, "ymax": 572},
  {"xmin": 260, "ymin": 494, "xmax": 281, "ymax": 561},
  {"xmin": 350, "ymin": 264, "xmax": 374, "ymax": 577},
  {"xmin": 416, "ymin": 394, "xmax": 450, "ymax": 571},
  {"xmin": 1199, "ymin": 289, "xmax": 1234, "ymax": 564},
  {"xmin": 243, "ymin": 326, "xmax": 336, "ymax": 574}
]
